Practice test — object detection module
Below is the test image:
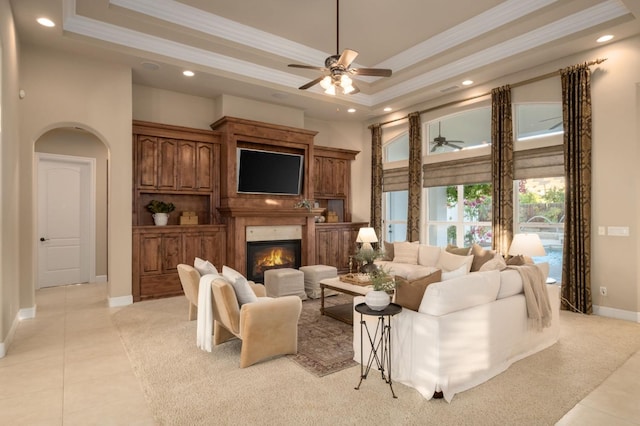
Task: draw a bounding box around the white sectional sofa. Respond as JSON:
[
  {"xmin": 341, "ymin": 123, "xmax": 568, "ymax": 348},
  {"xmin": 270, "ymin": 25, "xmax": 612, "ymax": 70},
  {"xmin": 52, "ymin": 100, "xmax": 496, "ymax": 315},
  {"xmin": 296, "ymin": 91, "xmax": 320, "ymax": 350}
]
[{"xmin": 354, "ymin": 242, "xmax": 560, "ymax": 402}]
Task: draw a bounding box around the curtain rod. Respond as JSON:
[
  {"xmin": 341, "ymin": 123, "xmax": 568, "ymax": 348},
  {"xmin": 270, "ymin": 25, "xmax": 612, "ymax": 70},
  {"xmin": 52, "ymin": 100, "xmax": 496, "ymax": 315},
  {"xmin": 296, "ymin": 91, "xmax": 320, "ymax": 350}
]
[{"xmin": 375, "ymin": 58, "xmax": 607, "ymax": 128}]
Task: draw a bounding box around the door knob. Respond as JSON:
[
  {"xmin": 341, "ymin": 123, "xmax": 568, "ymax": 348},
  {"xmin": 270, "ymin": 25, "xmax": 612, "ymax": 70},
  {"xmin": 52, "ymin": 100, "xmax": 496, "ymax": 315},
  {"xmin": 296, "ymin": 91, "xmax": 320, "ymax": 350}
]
[{"xmin": 40, "ymin": 237, "xmax": 49, "ymax": 242}]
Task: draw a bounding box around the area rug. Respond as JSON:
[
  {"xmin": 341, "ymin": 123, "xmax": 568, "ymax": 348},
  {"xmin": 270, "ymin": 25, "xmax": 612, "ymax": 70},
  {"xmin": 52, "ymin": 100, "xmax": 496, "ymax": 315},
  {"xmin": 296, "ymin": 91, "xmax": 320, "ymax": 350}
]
[
  {"xmin": 112, "ymin": 295, "xmax": 640, "ymax": 425},
  {"xmin": 288, "ymin": 294, "xmax": 357, "ymax": 376}
]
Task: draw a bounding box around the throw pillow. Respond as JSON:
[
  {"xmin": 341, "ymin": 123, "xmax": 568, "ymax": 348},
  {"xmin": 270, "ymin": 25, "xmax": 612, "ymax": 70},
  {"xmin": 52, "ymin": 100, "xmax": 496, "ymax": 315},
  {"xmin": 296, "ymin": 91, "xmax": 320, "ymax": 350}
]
[
  {"xmin": 222, "ymin": 266, "xmax": 258, "ymax": 306},
  {"xmin": 506, "ymin": 255, "xmax": 525, "ymax": 266},
  {"xmin": 194, "ymin": 257, "xmax": 218, "ymax": 276},
  {"xmin": 436, "ymin": 249, "xmax": 474, "ymax": 273},
  {"xmin": 479, "ymin": 252, "xmax": 507, "ymax": 272},
  {"xmin": 393, "ymin": 242, "xmax": 419, "ymax": 264},
  {"xmin": 445, "ymin": 244, "xmax": 472, "ymax": 256},
  {"xmin": 382, "ymin": 241, "xmax": 395, "ymax": 261},
  {"xmin": 419, "ymin": 270, "xmax": 501, "ymax": 316},
  {"xmin": 395, "ymin": 270, "xmax": 442, "ymax": 311},
  {"xmin": 418, "ymin": 244, "xmax": 441, "ymax": 267},
  {"xmin": 470, "ymin": 244, "xmax": 495, "ymax": 272}
]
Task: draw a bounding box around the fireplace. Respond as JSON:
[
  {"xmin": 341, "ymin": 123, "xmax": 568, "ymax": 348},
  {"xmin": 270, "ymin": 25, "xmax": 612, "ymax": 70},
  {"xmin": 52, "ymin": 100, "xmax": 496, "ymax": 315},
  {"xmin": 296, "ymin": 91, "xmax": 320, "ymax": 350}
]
[{"xmin": 246, "ymin": 239, "xmax": 302, "ymax": 283}]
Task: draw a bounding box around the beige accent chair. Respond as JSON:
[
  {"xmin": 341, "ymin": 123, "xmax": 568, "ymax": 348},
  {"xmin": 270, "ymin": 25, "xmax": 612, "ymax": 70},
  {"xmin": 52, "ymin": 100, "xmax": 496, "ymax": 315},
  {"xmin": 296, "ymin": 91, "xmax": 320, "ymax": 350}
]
[
  {"xmin": 211, "ymin": 277, "xmax": 302, "ymax": 368},
  {"xmin": 177, "ymin": 264, "xmax": 201, "ymax": 321}
]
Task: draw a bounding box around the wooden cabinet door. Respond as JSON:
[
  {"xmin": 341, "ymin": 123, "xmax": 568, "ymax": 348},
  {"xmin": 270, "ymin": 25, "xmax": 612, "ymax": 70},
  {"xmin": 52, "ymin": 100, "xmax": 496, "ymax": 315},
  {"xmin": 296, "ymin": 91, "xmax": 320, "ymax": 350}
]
[
  {"xmin": 321, "ymin": 157, "xmax": 335, "ymax": 196},
  {"xmin": 140, "ymin": 234, "xmax": 162, "ymax": 274},
  {"xmin": 137, "ymin": 136, "xmax": 158, "ymax": 189},
  {"xmin": 316, "ymin": 228, "xmax": 340, "ymax": 267},
  {"xmin": 196, "ymin": 143, "xmax": 213, "ymax": 191},
  {"xmin": 161, "ymin": 234, "xmax": 182, "ymax": 273},
  {"xmin": 183, "ymin": 228, "xmax": 226, "ymax": 269},
  {"xmin": 157, "ymin": 138, "xmax": 178, "ymax": 190},
  {"xmin": 332, "ymin": 159, "xmax": 348, "ymax": 197},
  {"xmin": 177, "ymin": 141, "xmax": 197, "ymax": 190},
  {"xmin": 337, "ymin": 227, "xmax": 357, "ymax": 271}
]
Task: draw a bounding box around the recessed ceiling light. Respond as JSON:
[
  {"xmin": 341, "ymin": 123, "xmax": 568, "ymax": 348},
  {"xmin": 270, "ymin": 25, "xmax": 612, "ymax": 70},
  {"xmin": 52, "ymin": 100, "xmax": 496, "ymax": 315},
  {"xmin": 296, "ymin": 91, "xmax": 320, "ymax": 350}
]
[
  {"xmin": 183, "ymin": 70, "xmax": 195, "ymax": 77},
  {"xmin": 462, "ymin": 80, "xmax": 474, "ymax": 86},
  {"xmin": 37, "ymin": 17, "xmax": 55, "ymax": 27},
  {"xmin": 347, "ymin": 108, "xmax": 356, "ymax": 113},
  {"xmin": 383, "ymin": 107, "xmax": 392, "ymax": 112},
  {"xmin": 597, "ymin": 34, "xmax": 614, "ymax": 43},
  {"xmin": 141, "ymin": 62, "xmax": 160, "ymax": 71}
]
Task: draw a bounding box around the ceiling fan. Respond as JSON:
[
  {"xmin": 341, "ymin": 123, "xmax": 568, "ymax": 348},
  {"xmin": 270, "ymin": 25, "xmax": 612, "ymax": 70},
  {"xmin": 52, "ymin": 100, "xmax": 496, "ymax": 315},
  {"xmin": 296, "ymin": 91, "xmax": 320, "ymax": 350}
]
[
  {"xmin": 430, "ymin": 122, "xmax": 465, "ymax": 152},
  {"xmin": 288, "ymin": 0, "xmax": 392, "ymax": 95}
]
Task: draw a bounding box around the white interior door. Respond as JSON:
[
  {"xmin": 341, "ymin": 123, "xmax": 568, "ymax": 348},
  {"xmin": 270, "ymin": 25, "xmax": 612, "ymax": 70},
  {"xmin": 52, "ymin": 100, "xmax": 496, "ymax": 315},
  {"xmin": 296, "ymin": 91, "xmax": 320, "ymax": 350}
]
[{"xmin": 37, "ymin": 153, "xmax": 95, "ymax": 288}]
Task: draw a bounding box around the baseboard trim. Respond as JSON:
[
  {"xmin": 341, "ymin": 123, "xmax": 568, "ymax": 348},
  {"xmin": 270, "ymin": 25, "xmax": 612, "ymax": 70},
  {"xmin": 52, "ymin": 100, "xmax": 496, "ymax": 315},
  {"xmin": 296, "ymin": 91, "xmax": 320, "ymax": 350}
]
[
  {"xmin": 109, "ymin": 295, "xmax": 133, "ymax": 308},
  {"xmin": 95, "ymin": 275, "xmax": 108, "ymax": 283},
  {"xmin": 0, "ymin": 307, "xmax": 29, "ymax": 358},
  {"xmin": 593, "ymin": 305, "xmax": 640, "ymax": 323}
]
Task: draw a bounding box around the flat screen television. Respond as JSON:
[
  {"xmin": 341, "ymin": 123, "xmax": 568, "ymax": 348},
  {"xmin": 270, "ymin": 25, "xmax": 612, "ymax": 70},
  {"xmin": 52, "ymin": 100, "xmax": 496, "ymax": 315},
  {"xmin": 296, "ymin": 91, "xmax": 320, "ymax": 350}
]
[{"xmin": 236, "ymin": 148, "xmax": 304, "ymax": 195}]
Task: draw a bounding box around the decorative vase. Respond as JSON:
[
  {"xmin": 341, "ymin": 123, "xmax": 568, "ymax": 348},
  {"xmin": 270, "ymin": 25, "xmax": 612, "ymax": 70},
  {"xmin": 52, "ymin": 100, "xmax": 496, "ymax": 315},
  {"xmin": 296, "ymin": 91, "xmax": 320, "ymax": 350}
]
[
  {"xmin": 365, "ymin": 290, "xmax": 390, "ymax": 311},
  {"xmin": 152, "ymin": 213, "xmax": 169, "ymax": 226}
]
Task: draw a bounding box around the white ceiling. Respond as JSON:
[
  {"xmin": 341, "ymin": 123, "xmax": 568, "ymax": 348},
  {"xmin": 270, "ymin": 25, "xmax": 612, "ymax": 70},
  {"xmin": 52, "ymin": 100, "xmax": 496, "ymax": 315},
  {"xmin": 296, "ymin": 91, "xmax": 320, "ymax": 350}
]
[{"xmin": 10, "ymin": 0, "xmax": 640, "ymax": 121}]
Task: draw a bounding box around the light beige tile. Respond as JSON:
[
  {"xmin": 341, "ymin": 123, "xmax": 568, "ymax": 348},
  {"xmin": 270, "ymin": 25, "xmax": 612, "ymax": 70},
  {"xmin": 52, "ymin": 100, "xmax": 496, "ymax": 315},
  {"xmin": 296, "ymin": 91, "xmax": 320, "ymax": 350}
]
[
  {"xmin": 556, "ymin": 402, "xmax": 638, "ymax": 426},
  {"xmin": 0, "ymin": 387, "xmax": 63, "ymax": 425},
  {"xmin": 63, "ymin": 370, "xmax": 148, "ymax": 415},
  {"xmin": 64, "ymin": 348, "xmax": 133, "ymax": 384},
  {"xmin": 0, "ymin": 354, "xmax": 64, "ymax": 399},
  {"xmin": 63, "ymin": 398, "xmax": 155, "ymax": 426},
  {"xmin": 580, "ymin": 379, "xmax": 640, "ymax": 422},
  {"xmin": 0, "ymin": 336, "xmax": 64, "ymax": 368}
]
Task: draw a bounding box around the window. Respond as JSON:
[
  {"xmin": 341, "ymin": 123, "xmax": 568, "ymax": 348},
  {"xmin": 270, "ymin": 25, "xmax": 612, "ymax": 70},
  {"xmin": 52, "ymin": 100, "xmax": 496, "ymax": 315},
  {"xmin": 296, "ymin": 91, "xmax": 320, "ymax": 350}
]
[
  {"xmin": 426, "ymin": 183, "xmax": 492, "ymax": 248},
  {"xmin": 383, "ymin": 190, "xmax": 408, "ymax": 242},
  {"xmin": 384, "ymin": 132, "xmax": 409, "ymax": 162},
  {"xmin": 514, "ymin": 177, "xmax": 565, "ymax": 282},
  {"xmin": 515, "ymin": 103, "xmax": 563, "ymax": 141},
  {"xmin": 425, "ymin": 107, "xmax": 491, "ymax": 155}
]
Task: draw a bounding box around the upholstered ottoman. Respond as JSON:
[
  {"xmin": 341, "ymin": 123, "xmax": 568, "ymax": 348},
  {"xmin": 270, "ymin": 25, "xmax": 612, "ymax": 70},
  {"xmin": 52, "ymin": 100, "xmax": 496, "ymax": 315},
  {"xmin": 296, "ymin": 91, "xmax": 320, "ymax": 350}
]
[
  {"xmin": 299, "ymin": 265, "xmax": 338, "ymax": 299},
  {"xmin": 264, "ymin": 268, "xmax": 307, "ymax": 300}
]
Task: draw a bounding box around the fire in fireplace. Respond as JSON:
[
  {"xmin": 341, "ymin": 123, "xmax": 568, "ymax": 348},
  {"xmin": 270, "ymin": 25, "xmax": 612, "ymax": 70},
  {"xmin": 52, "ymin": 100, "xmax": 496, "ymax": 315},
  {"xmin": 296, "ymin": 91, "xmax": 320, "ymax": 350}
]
[{"xmin": 246, "ymin": 239, "xmax": 301, "ymax": 282}]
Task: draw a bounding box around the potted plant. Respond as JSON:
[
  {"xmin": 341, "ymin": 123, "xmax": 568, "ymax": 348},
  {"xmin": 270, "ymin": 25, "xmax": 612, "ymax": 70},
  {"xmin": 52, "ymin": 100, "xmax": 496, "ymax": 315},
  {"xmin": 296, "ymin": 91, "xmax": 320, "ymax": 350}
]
[
  {"xmin": 365, "ymin": 266, "xmax": 395, "ymax": 311},
  {"xmin": 355, "ymin": 246, "xmax": 380, "ymax": 274},
  {"xmin": 146, "ymin": 200, "xmax": 175, "ymax": 226}
]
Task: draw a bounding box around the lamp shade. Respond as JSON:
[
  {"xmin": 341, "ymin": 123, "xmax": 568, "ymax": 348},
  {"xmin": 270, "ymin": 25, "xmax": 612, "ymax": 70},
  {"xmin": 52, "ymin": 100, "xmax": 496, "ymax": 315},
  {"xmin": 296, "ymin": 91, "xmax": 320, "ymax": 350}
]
[
  {"xmin": 508, "ymin": 233, "xmax": 546, "ymax": 257},
  {"xmin": 356, "ymin": 227, "xmax": 378, "ymax": 244}
]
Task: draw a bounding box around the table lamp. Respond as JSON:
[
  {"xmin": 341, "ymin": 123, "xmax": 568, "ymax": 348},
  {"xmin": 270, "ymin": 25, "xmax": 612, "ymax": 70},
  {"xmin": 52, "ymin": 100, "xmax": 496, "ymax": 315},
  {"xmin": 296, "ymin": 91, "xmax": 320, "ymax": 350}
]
[
  {"xmin": 356, "ymin": 227, "xmax": 379, "ymax": 273},
  {"xmin": 508, "ymin": 233, "xmax": 546, "ymax": 263}
]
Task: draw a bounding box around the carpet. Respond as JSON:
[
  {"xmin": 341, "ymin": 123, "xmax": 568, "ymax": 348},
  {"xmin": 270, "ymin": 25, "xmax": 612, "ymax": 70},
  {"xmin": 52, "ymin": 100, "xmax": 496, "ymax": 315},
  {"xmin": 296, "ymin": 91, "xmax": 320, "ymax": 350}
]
[
  {"xmin": 288, "ymin": 294, "xmax": 357, "ymax": 377},
  {"xmin": 113, "ymin": 295, "xmax": 640, "ymax": 425}
]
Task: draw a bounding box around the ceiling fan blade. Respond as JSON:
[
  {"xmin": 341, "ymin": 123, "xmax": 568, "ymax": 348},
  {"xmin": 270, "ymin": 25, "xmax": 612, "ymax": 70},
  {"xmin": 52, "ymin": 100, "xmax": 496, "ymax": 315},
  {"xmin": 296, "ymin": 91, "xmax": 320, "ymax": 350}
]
[
  {"xmin": 299, "ymin": 76, "xmax": 324, "ymax": 90},
  {"xmin": 337, "ymin": 49, "xmax": 358, "ymax": 68},
  {"xmin": 350, "ymin": 68, "xmax": 392, "ymax": 77},
  {"xmin": 431, "ymin": 144, "xmax": 438, "ymax": 153},
  {"xmin": 448, "ymin": 143, "xmax": 463, "ymax": 150},
  {"xmin": 288, "ymin": 64, "xmax": 327, "ymax": 72}
]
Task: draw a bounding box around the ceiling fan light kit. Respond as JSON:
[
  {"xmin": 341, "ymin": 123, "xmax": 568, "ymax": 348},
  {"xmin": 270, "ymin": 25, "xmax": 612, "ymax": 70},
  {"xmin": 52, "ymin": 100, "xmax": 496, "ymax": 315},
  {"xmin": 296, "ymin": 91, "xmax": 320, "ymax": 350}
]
[{"xmin": 288, "ymin": 0, "xmax": 391, "ymax": 95}]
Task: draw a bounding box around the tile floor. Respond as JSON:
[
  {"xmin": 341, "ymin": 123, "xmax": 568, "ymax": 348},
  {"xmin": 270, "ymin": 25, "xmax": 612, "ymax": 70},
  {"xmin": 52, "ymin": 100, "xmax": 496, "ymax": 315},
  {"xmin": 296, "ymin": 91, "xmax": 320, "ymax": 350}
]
[{"xmin": 1, "ymin": 282, "xmax": 639, "ymax": 425}]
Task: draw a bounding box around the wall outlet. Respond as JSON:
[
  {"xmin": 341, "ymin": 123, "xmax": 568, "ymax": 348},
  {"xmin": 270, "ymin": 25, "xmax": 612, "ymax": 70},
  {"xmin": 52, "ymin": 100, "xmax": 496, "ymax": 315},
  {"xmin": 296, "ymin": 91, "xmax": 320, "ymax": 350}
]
[{"xmin": 600, "ymin": 286, "xmax": 607, "ymax": 296}]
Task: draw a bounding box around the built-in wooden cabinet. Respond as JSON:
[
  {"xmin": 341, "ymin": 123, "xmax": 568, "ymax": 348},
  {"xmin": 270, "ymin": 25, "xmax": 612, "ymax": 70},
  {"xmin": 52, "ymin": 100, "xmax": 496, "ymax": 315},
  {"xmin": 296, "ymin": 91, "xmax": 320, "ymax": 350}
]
[
  {"xmin": 133, "ymin": 225, "xmax": 226, "ymax": 301},
  {"xmin": 315, "ymin": 222, "xmax": 367, "ymax": 274},
  {"xmin": 132, "ymin": 121, "xmax": 224, "ymax": 301},
  {"xmin": 313, "ymin": 146, "xmax": 358, "ymax": 223}
]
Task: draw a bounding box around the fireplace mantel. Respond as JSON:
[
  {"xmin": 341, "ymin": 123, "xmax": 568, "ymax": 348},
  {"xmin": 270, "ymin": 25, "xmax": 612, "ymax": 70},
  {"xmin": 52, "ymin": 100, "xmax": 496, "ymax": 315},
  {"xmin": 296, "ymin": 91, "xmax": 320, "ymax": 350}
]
[{"xmin": 218, "ymin": 207, "xmax": 319, "ymax": 218}]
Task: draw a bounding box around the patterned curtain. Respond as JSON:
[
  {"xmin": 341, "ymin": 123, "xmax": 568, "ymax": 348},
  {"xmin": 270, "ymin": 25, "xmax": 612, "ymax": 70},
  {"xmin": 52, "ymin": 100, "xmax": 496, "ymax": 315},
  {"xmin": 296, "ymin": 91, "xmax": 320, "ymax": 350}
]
[
  {"xmin": 406, "ymin": 112, "xmax": 422, "ymax": 242},
  {"xmin": 561, "ymin": 64, "xmax": 593, "ymax": 314},
  {"xmin": 490, "ymin": 85, "xmax": 514, "ymax": 255},
  {"xmin": 369, "ymin": 124, "xmax": 383, "ymax": 240}
]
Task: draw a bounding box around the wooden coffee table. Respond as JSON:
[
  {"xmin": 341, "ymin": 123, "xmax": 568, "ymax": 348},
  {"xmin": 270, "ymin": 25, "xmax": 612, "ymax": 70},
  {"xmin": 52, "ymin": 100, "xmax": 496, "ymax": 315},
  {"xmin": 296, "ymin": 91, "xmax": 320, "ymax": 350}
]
[{"xmin": 319, "ymin": 277, "xmax": 372, "ymax": 325}]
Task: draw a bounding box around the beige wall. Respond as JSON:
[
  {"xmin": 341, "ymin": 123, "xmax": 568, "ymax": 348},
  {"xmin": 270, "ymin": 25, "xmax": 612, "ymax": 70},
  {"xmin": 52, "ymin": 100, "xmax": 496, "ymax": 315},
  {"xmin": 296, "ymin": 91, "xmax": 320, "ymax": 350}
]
[
  {"xmin": 35, "ymin": 128, "xmax": 109, "ymax": 277},
  {"xmin": 0, "ymin": 0, "xmax": 22, "ymax": 348},
  {"xmin": 133, "ymin": 85, "xmax": 216, "ymax": 130},
  {"xmin": 19, "ymin": 46, "xmax": 132, "ymax": 305}
]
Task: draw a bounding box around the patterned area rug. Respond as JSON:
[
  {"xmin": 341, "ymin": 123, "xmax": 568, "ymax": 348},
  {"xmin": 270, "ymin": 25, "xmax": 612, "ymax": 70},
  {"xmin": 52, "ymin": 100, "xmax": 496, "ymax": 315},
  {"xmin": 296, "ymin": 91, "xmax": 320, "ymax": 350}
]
[{"xmin": 288, "ymin": 294, "xmax": 357, "ymax": 377}]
